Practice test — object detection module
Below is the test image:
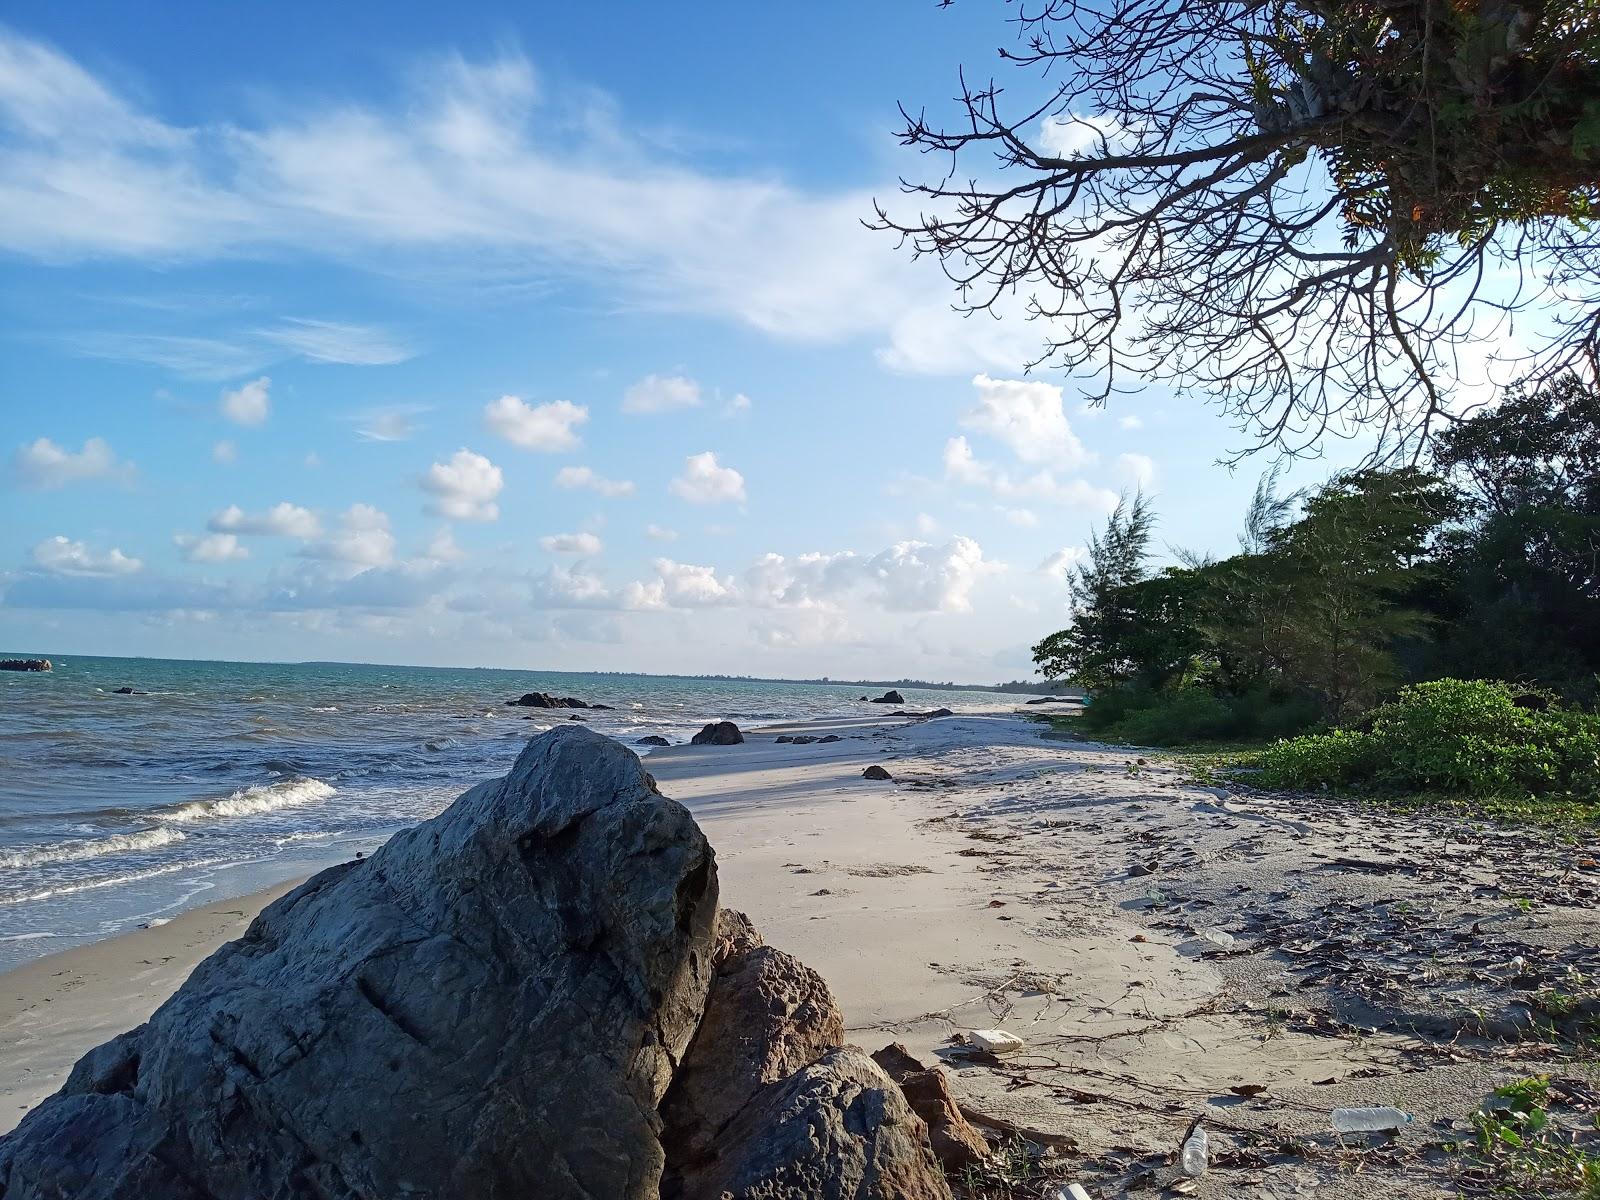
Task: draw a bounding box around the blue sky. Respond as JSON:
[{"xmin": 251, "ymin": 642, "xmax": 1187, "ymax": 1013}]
[{"xmin": 0, "ymin": 2, "xmax": 1351, "ymax": 680}]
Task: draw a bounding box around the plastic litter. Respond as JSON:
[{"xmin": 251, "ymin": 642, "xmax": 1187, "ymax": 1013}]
[
  {"xmin": 1202, "ymin": 928, "xmax": 1236, "ymax": 948},
  {"xmin": 1331, "ymin": 1106, "xmax": 1412, "ymax": 1133},
  {"xmin": 967, "ymin": 1028, "xmax": 1025, "ymax": 1056},
  {"xmin": 1178, "ymin": 1125, "xmax": 1209, "ymax": 1177},
  {"xmin": 1051, "ymin": 1185, "xmax": 1093, "ymax": 1200}
]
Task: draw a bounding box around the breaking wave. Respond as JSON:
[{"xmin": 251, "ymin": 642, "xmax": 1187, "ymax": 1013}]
[
  {"xmin": 160, "ymin": 777, "xmax": 336, "ymax": 824},
  {"xmin": 0, "ymin": 826, "xmax": 187, "ymax": 870}
]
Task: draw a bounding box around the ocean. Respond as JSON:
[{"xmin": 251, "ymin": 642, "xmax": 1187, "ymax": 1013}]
[{"xmin": 0, "ymin": 654, "xmax": 1014, "ymax": 971}]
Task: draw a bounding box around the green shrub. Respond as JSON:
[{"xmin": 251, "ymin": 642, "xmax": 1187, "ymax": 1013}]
[
  {"xmin": 1253, "ymin": 679, "xmax": 1600, "ymax": 799},
  {"xmin": 1079, "ymin": 682, "xmax": 1322, "ymax": 746}
]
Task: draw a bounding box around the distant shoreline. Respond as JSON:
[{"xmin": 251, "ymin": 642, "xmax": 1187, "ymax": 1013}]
[{"xmin": 0, "ymin": 649, "xmax": 1074, "ymax": 695}]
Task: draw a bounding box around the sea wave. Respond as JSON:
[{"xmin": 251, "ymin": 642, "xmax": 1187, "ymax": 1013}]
[
  {"xmin": 0, "ymin": 826, "xmax": 187, "ymax": 870},
  {"xmin": 160, "ymin": 777, "xmax": 336, "ymax": 824}
]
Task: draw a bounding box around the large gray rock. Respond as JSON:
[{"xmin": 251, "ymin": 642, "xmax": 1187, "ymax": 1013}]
[
  {"xmin": 0, "ymin": 726, "xmax": 719, "ymax": 1200},
  {"xmin": 690, "ymin": 721, "xmax": 743, "ymax": 745}
]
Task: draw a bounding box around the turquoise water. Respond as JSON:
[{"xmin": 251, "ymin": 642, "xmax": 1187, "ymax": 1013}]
[{"xmin": 0, "ymin": 654, "xmax": 1012, "ymax": 970}]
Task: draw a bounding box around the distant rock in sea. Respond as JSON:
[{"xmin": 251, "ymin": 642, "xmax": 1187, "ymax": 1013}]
[
  {"xmin": 111, "ymin": 686, "xmax": 143, "ymax": 695},
  {"xmin": 0, "ymin": 725, "xmax": 952, "ymax": 1200},
  {"xmin": 690, "ymin": 721, "xmax": 744, "ymax": 746},
  {"xmin": 869, "ymin": 690, "xmax": 906, "ymax": 704},
  {"xmin": 505, "ymin": 691, "xmax": 596, "ymax": 709},
  {"xmin": 0, "ymin": 659, "xmax": 50, "ymax": 673}
]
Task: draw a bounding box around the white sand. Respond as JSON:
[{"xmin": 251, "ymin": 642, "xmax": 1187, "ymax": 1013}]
[{"xmin": 4, "ymin": 708, "xmax": 1591, "ymax": 1198}]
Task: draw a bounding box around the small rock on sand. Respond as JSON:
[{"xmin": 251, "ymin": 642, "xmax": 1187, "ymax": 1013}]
[
  {"xmin": 636, "ymin": 735, "xmax": 670, "ymax": 747},
  {"xmin": 862, "ymin": 765, "xmax": 894, "ymax": 781}
]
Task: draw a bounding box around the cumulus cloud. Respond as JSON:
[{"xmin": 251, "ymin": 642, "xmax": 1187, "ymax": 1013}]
[
  {"xmin": 257, "ymin": 319, "xmax": 413, "ymax": 365},
  {"xmin": 554, "ymin": 465, "xmax": 636, "ymax": 497},
  {"xmin": 645, "ymin": 523, "xmax": 678, "ymax": 542},
  {"xmin": 420, "ymin": 448, "xmax": 502, "ymax": 521},
  {"xmin": 622, "ymin": 374, "xmax": 701, "ymax": 414},
  {"xmin": 208, "ymin": 501, "xmax": 321, "ymax": 538},
  {"xmin": 1001, "ymin": 507, "xmax": 1040, "ymax": 527},
  {"xmin": 622, "ymin": 558, "xmax": 740, "ymax": 610},
  {"xmin": 485, "ymin": 395, "xmax": 587, "ymax": 451},
  {"xmin": 959, "ymin": 374, "xmax": 1090, "ymax": 467},
  {"xmin": 1118, "ymin": 415, "xmax": 1144, "ymax": 430},
  {"xmin": 533, "ymin": 564, "xmax": 612, "ymax": 607},
  {"xmin": 212, "ymin": 439, "xmax": 238, "ymax": 464},
  {"xmin": 220, "ymin": 376, "xmax": 271, "ymax": 426},
  {"xmin": 301, "ymin": 503, "xmax": 396, "ymax": 567},
  {"xmin": 11, "ymin": 436, "xmax": 132, "ymax": 489},
  {"xmin": 421, "ymin": 527, "xmax": 465, "ymax": 562},
  {"xmin": 174, "ymin": 531, "xmax": 249, "ymax": 563},
  {"xmin": 943, "ymin": 437, "xmax": 1118, "ymax": 511},
  {"xmin": 539, "ymin": 531, "xmax": 603, "ymax": 555},
  {"xmin": 723, "ymin": 392, "xmax": 752, "ymax": 417},
  {"xmin": 669, "ymin": 451, "xmax": 746, "ymax": 504},
  {"xmin": 32, "ymin": 535, "xmax": 142, "ymax": 576},
  {"xmin": 744, "ymin": 536, "xmax": 1002, "ymax": 614}
]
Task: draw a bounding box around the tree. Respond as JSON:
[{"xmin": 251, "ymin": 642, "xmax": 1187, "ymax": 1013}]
[
  {"xmin": 1032, "ymin": 492, "xmax": 1156, "ymax": 685},
  {"xmin": 875, "ymin": 1, "xmax": 1600, "ymax": 458}
]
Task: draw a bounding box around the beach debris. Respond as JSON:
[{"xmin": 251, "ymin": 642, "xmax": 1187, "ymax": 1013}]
[
  {"xmin": 636, "ymin": 735, "xmax": 670, "ymax": 746},
  {"xmin": 1331, "ymin": 1106, "xmax": 1413, "ymax": 1133},
  {"xmin": 967, "ymin": 1028, "xmax": 1025, "ymax": 1056},
  {"xmin": 871, "ymin": 1042, "xmax": 991, "ymax": 1169},
  {"xmin": 862, "ymin": 764, "xmax": 894, "ymax": 781},
  {"xmin": 691, "ymin": 720, "xmax": 745, "ymax": 745},
  {"xmin": 1201, "ymin": 928, "xmax": 1237, "ymax": 949},
  {"xmin": 1178, "ymin": 1123, "xmax": 1209, "ymax": 1177},
  {"xmin": 1228, "ymin": 1083, "xmax": 1268, "ymax": 1098},
  {"xmin": 870, "ymin": 690, "xmax": 907, "ymax": 704},
  {"xmin": 1052, "ymin": 1185, "xmax": 1093, "ymax": 1200}
]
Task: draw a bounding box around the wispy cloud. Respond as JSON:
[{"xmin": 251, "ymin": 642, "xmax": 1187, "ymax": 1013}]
[{"xmin": 257, "ymin": 319, "xmax": 414, "ymax": 366}]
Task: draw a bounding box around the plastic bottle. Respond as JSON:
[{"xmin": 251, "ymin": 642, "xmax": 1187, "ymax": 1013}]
[
  {"xmin": 1179, "ymin": 1125, "xmax": 1209, "ymax": 1176},
  {"xmin": 1331, "ymin": 1106, "xmax": 1412, "ymax": 1133}
]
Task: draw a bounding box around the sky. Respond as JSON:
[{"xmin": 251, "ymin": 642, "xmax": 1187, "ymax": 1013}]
[{"xmin": 0, "ymin": 2, "xmax": 1352, "ymax": 681}]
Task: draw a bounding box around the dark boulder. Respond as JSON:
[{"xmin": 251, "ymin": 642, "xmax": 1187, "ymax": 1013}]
[
  {"xmin": 775, "ymin": 735, "xmax": 795, "ymax": 743},
  {"xmin": 505, "ymin": 692, "xmax": 592, "ymax": 709},
  {"xmin": 927, "ymin": 708, "xmax": 953, "ymax": 719},
  {"xmin": 790, "ymin": 735, "xmax": 817, "ymax": 745},
  {"xmin": 637, "ymin": 735, "xmax": 671, "ymax": 747},
  {"xmin": 111, "ymin": 686, "xmax": 143, "ymax": 695},
  {"xmin": 862, "ymin": 765, "xmax": 894, "ymax": 781},
  {"xmin": 0, "ymin": 659, "xmax": 50, "ymax": 672},
  {"xmin": 690, "ymin": 721, "xmax": 744, "ymax": 746},
  {"xmin": 1024, "ymin": 697, "xmax": 1059, "ymax": 705},
  {"xmin": 818, "ymin": 734, "xmax": 842, "ymax": 743},
  {"xmin": 0, "ymin": 727, "xmax": 719, "ymax": 1200},
  {"xmin": 869, "ymin": 691, "xmax": 906, "ymax": 705}
]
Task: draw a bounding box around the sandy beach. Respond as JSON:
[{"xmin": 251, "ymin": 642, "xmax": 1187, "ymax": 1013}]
[{"xmin": 4, "ymin": 708, "xmax": 1596, "ymax": 1195}]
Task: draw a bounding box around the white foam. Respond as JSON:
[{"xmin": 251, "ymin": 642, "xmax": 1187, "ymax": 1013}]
[
  {"xmin": 161, "ymin": 777, "xmax": 336, "ymax": 824},
  {"xmin": 0, "ymin": 826, "xmax": 186, "ymax": 870}
]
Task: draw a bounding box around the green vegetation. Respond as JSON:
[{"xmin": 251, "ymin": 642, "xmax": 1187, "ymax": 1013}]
[
  {"xmin": 1034, "ymin": 375, "xmax": 1600, "ymax": 817},
  {"xmin": 1459, "ymin": 1077, "xmax": 1600, "ymax": 1198}
]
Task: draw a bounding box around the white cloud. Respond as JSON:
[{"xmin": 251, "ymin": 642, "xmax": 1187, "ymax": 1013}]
[
  {"xmin": 485, "ymin": 395, "xmax": 587, "ymax": 451},
  {"xmin": 11, "ymin": 436, "xmax": 132, "ymax": 489},
  {"xmin": 175, "ymin": 531, "xmax": 249, "ymax": 563},
  {"xmin": 301, "ymin": 503, "xmax": 396, "ymax": 566},
  {"xmin": 31, "ymin": 535, "xmax": 142, "ymax": 576},
  {"xmin": 212, "ymin": 439, "xmax": 237, "ymax": 464},
  {"xmin": 670, "ymin": 451, "xmax": 746, "ymax": 504},
  {"xmin": 303, "ymin": 451, "xmax": 321, "ymax": 468},
  {"xmin": 220, "ymin": 376, "xmax": 271, "ymax": 426},
  {"xmin": 539, "ymin": 531, "xmax": 603, "ymax": 555},
  {"xmin": 257, "ymin": 319, "xmax": 413, "ymax": 365},
  {"xmin": 1001, "ymin": 507, "xmax": 1039, "ymax": 527},
  {"xmin": 622, "ymin": 558, "xmax": 739, "ymax": 610},
  {"xmin": 554, "ymin": 465, "xmax": 636, "ymax": 497},
  {"xmin": 645, "ymin": 523, "xmax": 678, "ymax": 542},
  {"xmin": 354, "ymin": 405, "xmax": 427, "ymax": 442},
  {"xmin": 208, "ymin": 501, "xmax": 321, "ymax": 538},
  {"xmin": 420, "ymin": 448, "xmax": 503, "ymax": 521},
  {"xmin": 1038, "ymin": 547, "xmax": 1086, "ymax": 581},
  {"xmin": 422, "ymin": 527, "xmax": 465, "ymax": 562},
  {"xmin": 1118, "ymin": 415, "xmax": 1144, "ymax": 431},
  {"xmin": 943, "ymin": 436, "xmax": 1118, "ymax": 510},
  {"xmin": 534, "ymin": 564, "xmax": 612, "ymax": 607},
  {"xmin": 914, "ymin": 512, "xmax": 940, "ymax": 536},
  {"xmin": 959, "ymin": 374, "xmax": 1090, "ymax": 467},
  {"xmin": 745, "ymin": 536, "xmax": 1003, "ymax": 614},
  {"xmin": 623, "ymin": 374, "xmax": 701, "ymax": 414},
  {"xmin": 723, "ymin": 392, "xmax": 752, "ymax": 417},
  {"xmin": 1038, "ymin": 112, "xmax": 1136, "ymax": 159},
  {"xmin": 1118, "ymin": 452, "xmax": 1156, "ymax": 487}
]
